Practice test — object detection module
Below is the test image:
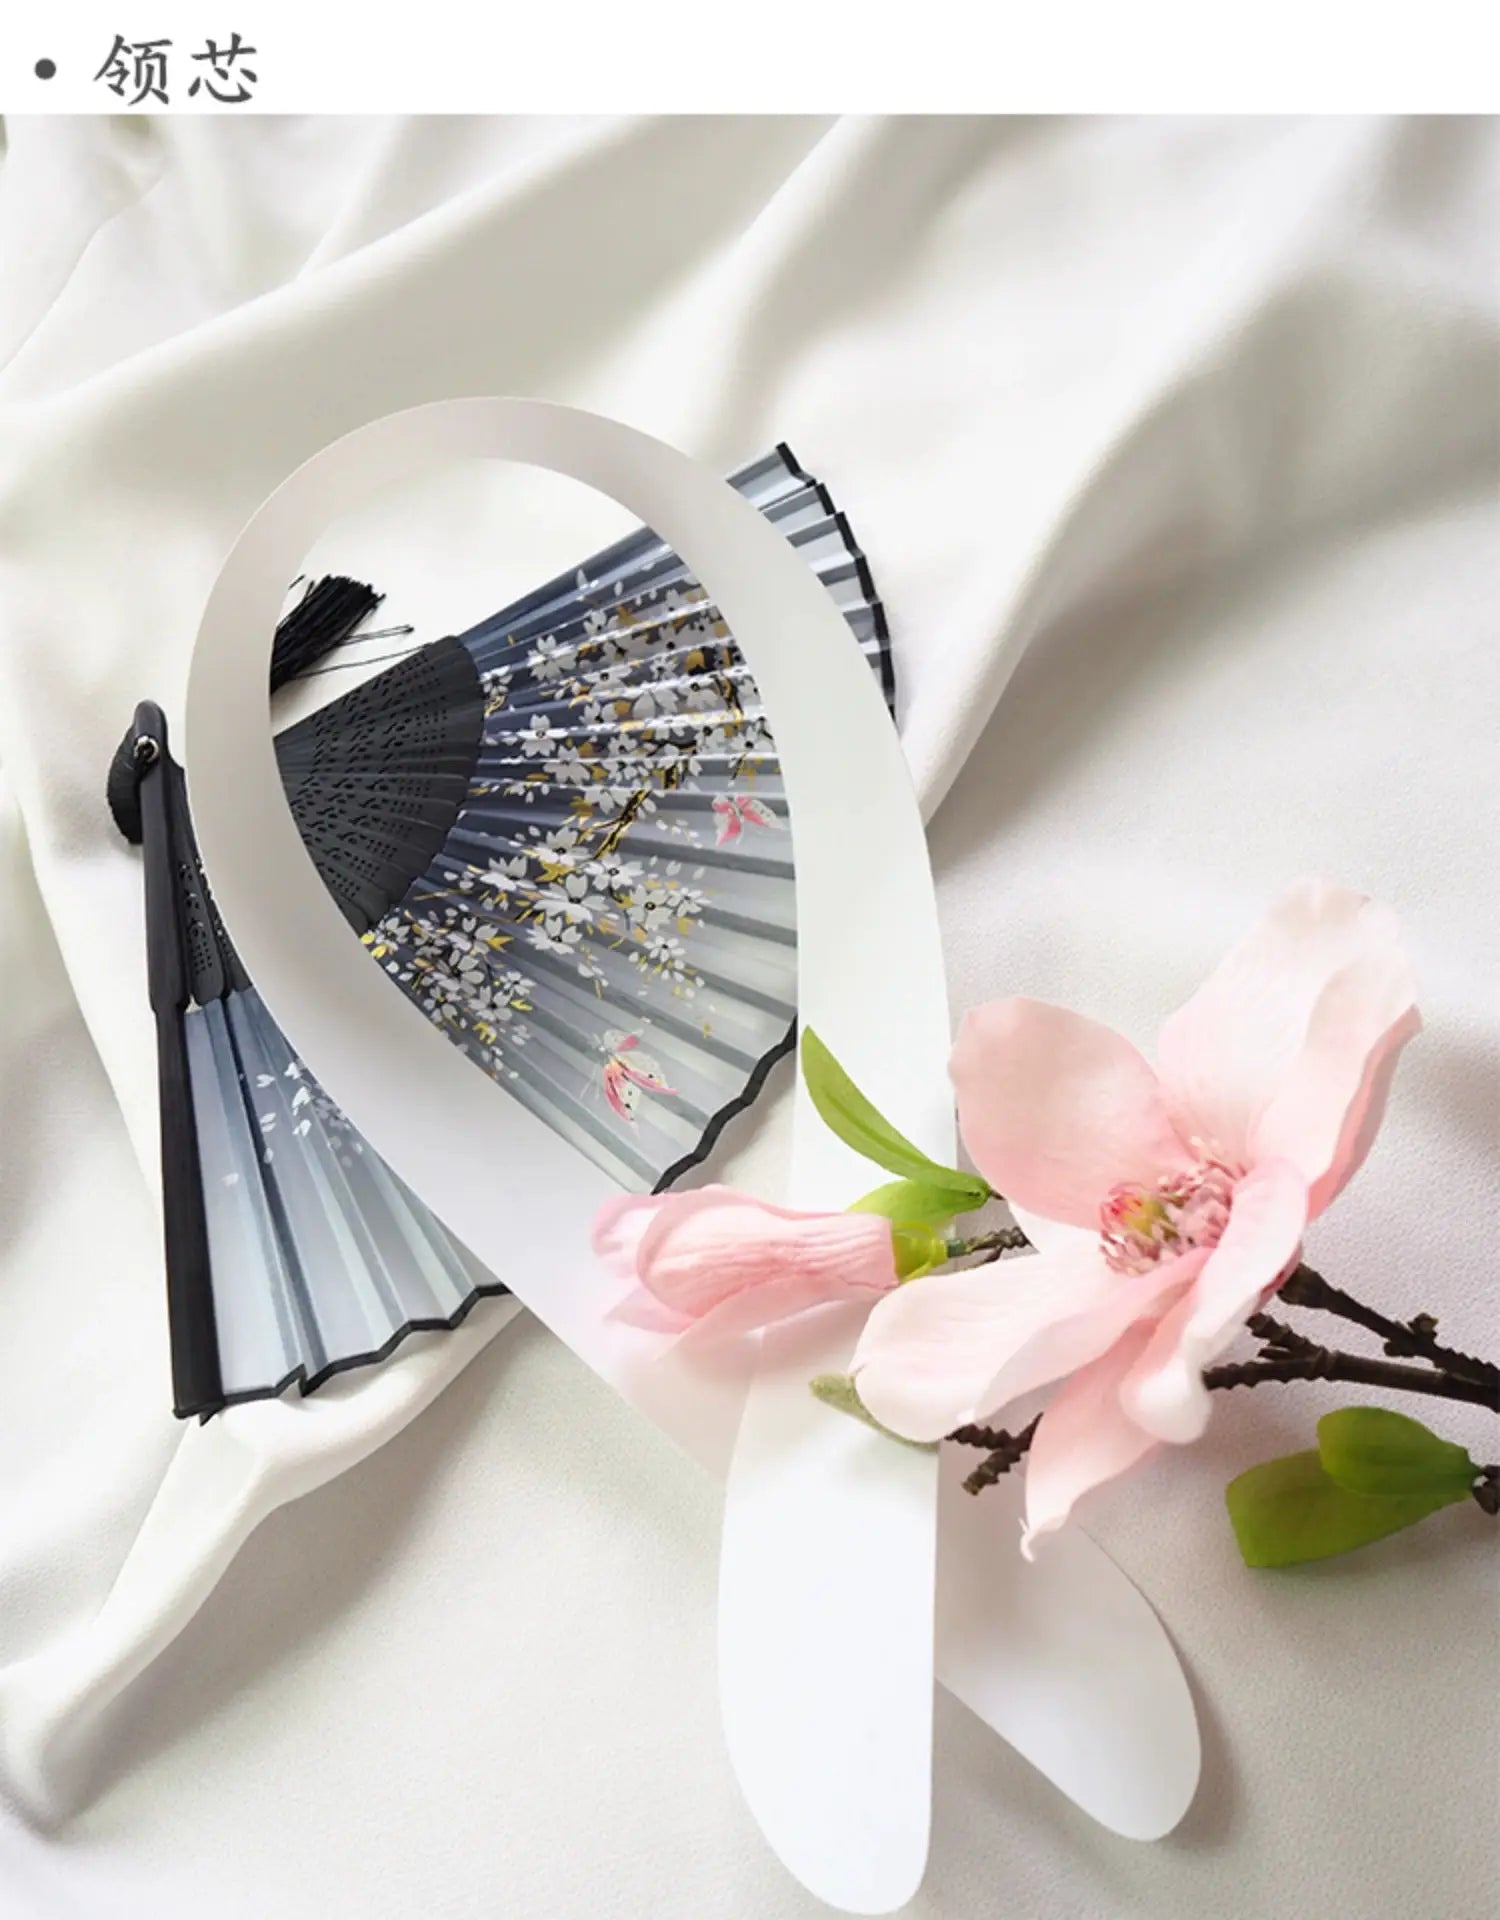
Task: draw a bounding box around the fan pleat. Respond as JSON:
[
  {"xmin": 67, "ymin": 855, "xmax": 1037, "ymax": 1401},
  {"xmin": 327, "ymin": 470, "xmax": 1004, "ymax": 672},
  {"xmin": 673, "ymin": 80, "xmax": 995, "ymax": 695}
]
[
  {"xmin": 183, "ymin": 987, "xmax": 502, "ymax": 1402},
  {"xmin": 273, "ymin": 444, "xmax": 891, "ymax": 1197}
]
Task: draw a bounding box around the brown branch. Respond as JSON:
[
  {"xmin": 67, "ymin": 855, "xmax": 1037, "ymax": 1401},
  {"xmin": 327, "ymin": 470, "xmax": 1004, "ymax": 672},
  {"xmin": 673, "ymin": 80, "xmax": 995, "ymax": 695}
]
[
  {"xmin": 959, "ymin": 1416, "xmax": 1041, "ymax": 1494},
  {"xmin": 937, "ymin": 1251, "xmax": 1500, "ymax": 1496},
  {"xmin": 1202, "ymin": 1351, "xmax": 1498, "ymax": 1407},
  {"xmin": 945, "ymin": 1225, "xmax": 1031, "ymax": 1264},
  {"xmin": 948, "ymin": 1419, "xmax": 1022, "ymax": 1448},
  {"xmin": 948, "ymin": 1329, "xmax": 1499, "ymax": 1498},
  {"xmin": 1279, "ymin": 1265, "xmax": 1500, "ymax": 1390}
]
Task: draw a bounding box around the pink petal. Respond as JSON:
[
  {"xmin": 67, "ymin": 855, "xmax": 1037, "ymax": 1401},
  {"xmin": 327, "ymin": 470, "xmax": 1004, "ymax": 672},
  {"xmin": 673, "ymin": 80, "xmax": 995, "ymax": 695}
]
[
  {"xmin": 593, "ymin": 1186, "xmax": 747, "ymax": 1284},
  {"xmin": 1305, "ymin": 1002, "xmax": 1420, "ymax": 1215},
  {"xmin": 677, "ymin": 1272, "xmax": 881, "ymax": 1342},
  {"xmin": 608, "ymin": 1286, "xmax": 694, "ymax": 1334},
  {"xmin": 1155, "ymin": 880, "xmax": 1414, "ymax": 1174},
  {"xmin": 1121, "ymin": 1157, "xmax": 1308, "ymax": 1444},
  {"xmin": 632, "ymin": 1188, "xmax": 896, "ymax": 1319},
  {"xmin": 1253, "ymin": 985, "xmax": 1420, "ymax": 1219},
  {"xmin": 854, "ymin": 1236, "xmax": 1115, "ymax": 1443},
  {"xmin": 591, "ymin": 1192, "xmax": 668, "ymax": 1278},
  {"xmin": 951, "ymin": 1000, "xmax": 1192, "ymax": 1229},
  {"xmin": 1005, "ymin": 1203, "xmax": 1080, "ymax": 1256},
  {"xmin": 976, "ymin": 1244, "xmax": 1206, "ymax": 1418},
  {"xmin": 1021, "ymin": 1322, "xmax": 1160, "ymax": 1557}
]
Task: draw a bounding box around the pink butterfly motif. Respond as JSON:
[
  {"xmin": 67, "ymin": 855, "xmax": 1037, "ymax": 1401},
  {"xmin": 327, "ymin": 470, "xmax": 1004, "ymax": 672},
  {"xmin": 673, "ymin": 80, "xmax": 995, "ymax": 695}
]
[
  {"xmin": 712, "ymin": 793, "xmax": 784, "ymax": 847},
  {"xmin": 601, "ymin": 1031, "xmax": 677, "ymax": 1121}
]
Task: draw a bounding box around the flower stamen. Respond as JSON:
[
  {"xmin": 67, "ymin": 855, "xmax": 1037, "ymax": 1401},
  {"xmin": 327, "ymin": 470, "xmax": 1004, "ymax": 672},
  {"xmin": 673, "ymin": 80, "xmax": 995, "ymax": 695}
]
[{"xmin": 1100, "ymin": 1154, "xmax": 1240, "ymax": 1275}]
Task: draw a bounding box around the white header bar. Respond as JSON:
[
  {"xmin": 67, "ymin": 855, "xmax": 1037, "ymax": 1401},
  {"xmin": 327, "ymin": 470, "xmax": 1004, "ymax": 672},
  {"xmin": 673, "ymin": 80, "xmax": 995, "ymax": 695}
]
[{"xmin": 0, "ymin": 3, "xmax": 1492, "ymax": 115}]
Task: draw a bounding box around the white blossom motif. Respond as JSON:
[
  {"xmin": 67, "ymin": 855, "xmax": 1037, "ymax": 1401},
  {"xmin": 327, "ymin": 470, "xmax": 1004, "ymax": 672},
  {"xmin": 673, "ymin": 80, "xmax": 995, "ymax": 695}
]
[
  {"xmin": 330, "ymin": 450, "xmax": 888, "ymax": 1184},
  {"xmin": 248, "ymin": 1044, "xmax": 369, "ymax": 1168},
  {"xmin": 358, "ymin": 556, "xmax": 800, "ymax": 1140}
]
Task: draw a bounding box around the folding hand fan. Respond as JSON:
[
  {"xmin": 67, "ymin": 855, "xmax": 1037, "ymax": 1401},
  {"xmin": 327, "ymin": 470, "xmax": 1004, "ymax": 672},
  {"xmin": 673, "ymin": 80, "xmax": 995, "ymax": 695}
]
[{"xmin": 110, "ymin": 446, "xmax": 892, "ymax": 1418}]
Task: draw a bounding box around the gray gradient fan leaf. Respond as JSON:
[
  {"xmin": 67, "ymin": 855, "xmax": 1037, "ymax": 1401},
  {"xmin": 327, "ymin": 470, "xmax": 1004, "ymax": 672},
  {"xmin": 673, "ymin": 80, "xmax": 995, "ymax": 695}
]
[{"xmin": 116, "ymin": 446, "xmax": 893, "ymax": 1417}]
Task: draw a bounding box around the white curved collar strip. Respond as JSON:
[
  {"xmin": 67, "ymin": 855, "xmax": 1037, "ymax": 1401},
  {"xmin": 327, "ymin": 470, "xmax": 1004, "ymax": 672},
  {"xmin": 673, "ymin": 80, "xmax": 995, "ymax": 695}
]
[{"xmin": 172, "ymin": 403, "xmax": 1198, "ymax": 1904}]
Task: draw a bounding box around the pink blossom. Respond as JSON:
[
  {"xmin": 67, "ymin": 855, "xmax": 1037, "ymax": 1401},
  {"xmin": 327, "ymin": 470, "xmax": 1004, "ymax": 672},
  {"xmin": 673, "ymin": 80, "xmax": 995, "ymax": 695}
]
[
  {"xmin": 852, "ymin": 881, "xmax": 1420, "ymax": 1553},
  {"xmin": 593, "ymin": 1185, "xmax": 901, "ymax": 1338}
]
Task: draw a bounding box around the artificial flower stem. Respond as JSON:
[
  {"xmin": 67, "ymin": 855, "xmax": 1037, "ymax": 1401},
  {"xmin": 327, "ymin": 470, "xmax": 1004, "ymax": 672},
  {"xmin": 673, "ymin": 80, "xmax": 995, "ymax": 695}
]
[
  {"xmin": 1202, "ymin": 1352, "xmax": 1499, "ymax": 1409},
  {"xmin": 955, "ymin": 1416, "xmax": 1040, "ymax": 1495},
  {"xmin": 1234, "ymin": 1310, "xmax": 1499, "ymax": 1409},
  {"xmin": 1279, "ymin": 1264, "xmax": 1500, "ymax": 1391},
  {"xmin": 947, "ymin": 1332, "xmax": 1499, "ymax": 1496},
  {"xmin": 942, "ymin": 1225, "xmax": 1031, "ymax": 1261}
]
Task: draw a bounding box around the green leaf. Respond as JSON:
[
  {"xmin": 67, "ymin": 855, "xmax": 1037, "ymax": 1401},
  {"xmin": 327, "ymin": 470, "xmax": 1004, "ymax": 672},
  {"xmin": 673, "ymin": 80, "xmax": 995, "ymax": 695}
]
[
  {"xmin": 800, "ymin": 1028, "xmax": 946, "ymax": 1182},
  {"xmin": 850, "ymin": 1178, "xmax": 971, "ymax": 1226},
  {"xmin": 1225, "ymin": 1449, "xmax": 1470, "ymax": 1569},
  {"xmin": 1317, "ymin": 1406, "xmax": 1477, "ymax": 1500},
  {"xmin": 800, "ymin": 1028, "xmax": 990, "ymax": 1204}
]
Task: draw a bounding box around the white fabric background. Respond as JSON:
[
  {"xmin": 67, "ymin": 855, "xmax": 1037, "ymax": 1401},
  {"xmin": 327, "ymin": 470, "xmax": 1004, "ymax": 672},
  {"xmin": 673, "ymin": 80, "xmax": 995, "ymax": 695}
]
[{"xmin": 0, "ymin": 114, "xmax": 1496, "ymax": 1918}]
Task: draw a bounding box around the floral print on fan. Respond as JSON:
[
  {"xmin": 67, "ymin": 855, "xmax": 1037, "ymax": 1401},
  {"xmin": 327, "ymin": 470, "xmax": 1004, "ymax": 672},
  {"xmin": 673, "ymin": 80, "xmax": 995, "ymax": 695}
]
[
  {"xmin": 364, "ymin": 908, "xmax": 537, "ymax": 1081},
  {"xmin": 713, "ymin": 793, "xmax": 784, "ymax": 846},
  {"xmin": 319, "ymin": 445, "xmax": 892, "ymax": 1190},
  {"xmin": 600, "ymin": 1032, "xmax": 678, "ymax": 1120},
  {"xmin": 362, "ymin": 565, "xmax": 784, "ymax": 1134},
  {"xmin": 248, "ymin": 1039, "xmax": 365, "ymax": 1169}
]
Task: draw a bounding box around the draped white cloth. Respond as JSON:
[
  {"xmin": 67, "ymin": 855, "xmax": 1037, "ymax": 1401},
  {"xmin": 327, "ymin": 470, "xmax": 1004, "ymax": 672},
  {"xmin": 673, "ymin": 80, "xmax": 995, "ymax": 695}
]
[{"xmin": 0, "ymin": 114, "xmax": 1495, "ymax": 1919}]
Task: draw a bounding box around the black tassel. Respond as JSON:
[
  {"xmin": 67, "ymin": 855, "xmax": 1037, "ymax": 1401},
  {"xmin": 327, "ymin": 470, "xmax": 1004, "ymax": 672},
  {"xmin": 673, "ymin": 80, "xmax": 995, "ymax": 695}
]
[
  {"xmin": 269, "ymin": 575, "xmax": 383, "ymax": 692},
  {"xmin": 107, "ymin": 575, "xmax": 383, "ymax": 844}
]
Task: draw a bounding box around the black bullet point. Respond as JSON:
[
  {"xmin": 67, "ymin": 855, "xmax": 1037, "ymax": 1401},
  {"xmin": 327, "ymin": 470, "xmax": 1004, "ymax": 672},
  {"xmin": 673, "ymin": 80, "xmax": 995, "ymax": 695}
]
[{"xmin": 35, "ymin": 57, "xmax": 57, "ymax": 80}]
